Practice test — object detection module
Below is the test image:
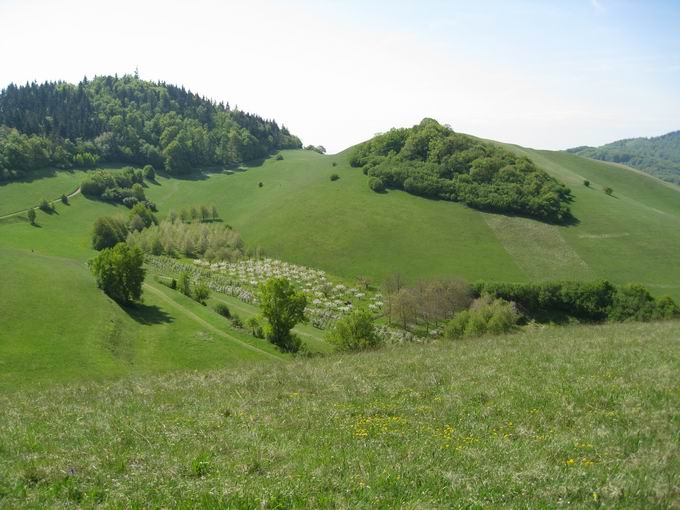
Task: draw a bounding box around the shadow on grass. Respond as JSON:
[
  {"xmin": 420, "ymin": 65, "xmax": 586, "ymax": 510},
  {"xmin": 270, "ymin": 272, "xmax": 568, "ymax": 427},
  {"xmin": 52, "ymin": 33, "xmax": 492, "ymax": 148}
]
[{"xmin": 123, "ymin": 303, "xmax": 174, "ymax": 325}]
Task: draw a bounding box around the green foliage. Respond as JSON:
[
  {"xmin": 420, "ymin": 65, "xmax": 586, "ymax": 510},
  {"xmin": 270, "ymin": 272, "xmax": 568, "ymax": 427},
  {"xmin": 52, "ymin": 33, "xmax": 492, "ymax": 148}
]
[
  {"xmin": 214, "ymin": 302, "xmax": 231, "ymax": 318},
  {"xmin": 305, "ymin": 145, "xmax": 326, "ymax": 154},
  {"xmin": 368, "ymin": 176, "xmax": 385, "ymax": 192},
  {"xmin": 26, "ymin": 208, "xmax": 36, "ymax": 225},
  {"xmin": 583, "ymin": 180, "xmax": 590, "ymax": 187},
  {"xmin": 474, "ymin": 280, "xmax": 680, "ymax": 323},
  {"xmin": 192, "ymin": 281, "xmax": 210, "ymax": 305},
  {"xmin": 89, "ymin": 243, "xmax": 145, "ymax": 304},
  {"xmin": 327, "ymin": 310, "xmax": 382, "ymax": 351},
  {"xmin": 444, "ymin": 297, "xmax": 520, "ymax": 339},
  {"xmin": 259, "ymin": 277, "xmax": 307, "ymax": 353},
  {"xmin": 230, "ymin": 314, "xmax": 244, "ymax": 329},
  {"xmin": 246, "ymin": 317, "xmax": 264, "ymax": 338},
  {"xmin": 60, "ymin": 193, "xmax": 69, "ymax": 204},
  {"xmin": 275, "ymin": 154, "xmax": 284, "ymax": 161},
  {"xmin": 0, "ymin": 76, "xmax": 301, "ymax": 180},
  {"xmin": 568, "ymin": 130, "xmax": 680, "ymax": 184},
  {"xmin": 81, "ymin": 168, "xmax": 151, "ymax": 208},
  {"xmin": 609, "ymin": 284, "xmax": 680, "ymax": 322},
  {"xmin": 92, "ymin": 215, "xmax": 129, "ymax": 251},
  {"xmin": 128, "ymin": 203, "xmax": 157, "ymax": 232},
  {"xmin": 604, "ymin": 186, "xmax": 613, "ymax": 196},
  {"xmin": 351, "ymin": 119, "xmax": 572, "ymax": 222},
  {"xmin": 178, "ymin": 271, "xmax": 192, "ymax": 297},
  {"xmin": 127, "ymin": 220, "xmax": 243, "ymax": 260},
  {"xmin": 143, "ymin": 164, "xmax": 156, "ymax": 181},
  {"xmin": 38, "ymin": 198, "xmax": 52, "ymax": 212},
  {"xmin": 330, "ymin": 173, "xmax": 339, "ymax": 181}
]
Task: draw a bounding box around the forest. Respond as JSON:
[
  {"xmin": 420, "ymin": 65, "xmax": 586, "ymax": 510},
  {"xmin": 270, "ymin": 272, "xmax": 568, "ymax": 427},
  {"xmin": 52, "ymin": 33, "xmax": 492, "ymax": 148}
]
[
  {"xmin": 568, "ymin": 130, "xmax": 680, "ymax": 185},
  {"xmin": 351, "ymin": 119, "xmax": 572, "ymax": 222},
  {"xmin": 0, "ymin": 75, "xmax": 301, "ymax": 181}
]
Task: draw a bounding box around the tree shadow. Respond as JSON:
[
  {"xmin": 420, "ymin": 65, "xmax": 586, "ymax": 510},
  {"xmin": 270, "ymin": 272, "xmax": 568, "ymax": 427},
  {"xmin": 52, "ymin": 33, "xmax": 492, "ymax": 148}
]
[{"xmin": 122, "ymin": 303, "xmax": 174, "ymax": 325}]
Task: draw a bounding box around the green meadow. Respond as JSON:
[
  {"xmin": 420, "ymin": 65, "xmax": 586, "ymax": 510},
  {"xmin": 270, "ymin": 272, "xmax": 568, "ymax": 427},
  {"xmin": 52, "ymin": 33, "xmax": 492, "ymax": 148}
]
[
  {"xmin": 2, "ymin": 145, "xmax": 680, "ymax": 391},
  {"xmin": 1, "ymin": 320, "xmax": 678, "ymax": 508}
]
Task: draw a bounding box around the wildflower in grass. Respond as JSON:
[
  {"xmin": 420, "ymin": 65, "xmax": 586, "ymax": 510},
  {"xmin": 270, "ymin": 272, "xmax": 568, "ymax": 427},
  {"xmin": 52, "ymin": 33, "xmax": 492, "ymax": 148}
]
[{"xmin": 566, "ymin": 458, "xmax": 575, "ymax": 465}]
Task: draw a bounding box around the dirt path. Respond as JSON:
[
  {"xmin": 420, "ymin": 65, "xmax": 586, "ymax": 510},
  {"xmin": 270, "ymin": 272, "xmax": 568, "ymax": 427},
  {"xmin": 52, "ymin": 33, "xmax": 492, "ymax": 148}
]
[
  {"xmin": 144, "ymin": 283, "xmax": 283, "ymax": 362},
  {"xmin": 0, "ymin": 187, "xmax": 81, "ymax": 220}
]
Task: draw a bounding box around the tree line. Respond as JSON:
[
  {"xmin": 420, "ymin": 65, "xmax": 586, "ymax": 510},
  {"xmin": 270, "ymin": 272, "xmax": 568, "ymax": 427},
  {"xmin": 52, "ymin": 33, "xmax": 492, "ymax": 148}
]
[
  {"xmin": 351, "ymin": 118, "xmax": 572, "ymax": 222},
  {"xmin": 0, "ymin": 75, "xmax": 301, "ymax": 181}
]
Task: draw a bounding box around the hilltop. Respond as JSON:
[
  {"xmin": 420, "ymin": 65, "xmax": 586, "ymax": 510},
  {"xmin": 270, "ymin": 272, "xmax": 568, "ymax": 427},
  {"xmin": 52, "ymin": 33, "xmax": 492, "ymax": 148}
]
[
  {"xmin": 568, "ymin": 130, "xmax": 680, "ymax": 185},
  {"xmin": 0, "ymin": 75, "xmax": 301, "ymax": 182}
]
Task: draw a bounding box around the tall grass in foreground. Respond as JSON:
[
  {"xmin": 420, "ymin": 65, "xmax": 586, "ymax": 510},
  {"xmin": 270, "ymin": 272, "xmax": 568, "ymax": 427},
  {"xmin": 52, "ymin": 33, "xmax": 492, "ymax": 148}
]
[{"xmin": 1, "ymin": 320, "xmax": 679, "ymax": 508}]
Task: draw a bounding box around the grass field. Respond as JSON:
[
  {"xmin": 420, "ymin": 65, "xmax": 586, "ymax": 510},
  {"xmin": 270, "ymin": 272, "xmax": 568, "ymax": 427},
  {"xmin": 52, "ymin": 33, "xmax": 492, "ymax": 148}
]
[
  {"xmin": 1, "ymin": 320, "xmax": 678, "ymax": 508},
  {"xmin": 0, "ymin": 246, "xmax": 285, "ymax": 392},
  {"xmin": 2, "ymin": 144, "xmax": 680, "ymax": 390}
]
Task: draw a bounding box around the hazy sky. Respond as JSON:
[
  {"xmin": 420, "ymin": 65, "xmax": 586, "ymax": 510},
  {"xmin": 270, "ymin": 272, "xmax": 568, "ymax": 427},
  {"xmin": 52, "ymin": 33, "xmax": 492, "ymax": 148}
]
[{"xmin": 1, "ymin": 0, "xmax": 679, "ymax": 153}]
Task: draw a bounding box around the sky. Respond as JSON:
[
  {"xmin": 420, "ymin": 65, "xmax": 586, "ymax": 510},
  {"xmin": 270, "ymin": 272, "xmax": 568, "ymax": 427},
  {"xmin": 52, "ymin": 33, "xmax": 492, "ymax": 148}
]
[{"xmin": 1, "ymin": 0, "xmax": 679, "ymax": 153}]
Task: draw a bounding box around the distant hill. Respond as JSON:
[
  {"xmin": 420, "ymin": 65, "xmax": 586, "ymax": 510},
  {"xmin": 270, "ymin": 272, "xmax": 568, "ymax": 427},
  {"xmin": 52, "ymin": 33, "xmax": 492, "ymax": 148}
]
[
  {"xmin": 567, "ymin": 131, "xmax": 680, "ymax": 184},
  {"xmin": 0, "ymin": 75, "xmax": 301, "ymax": 182}
]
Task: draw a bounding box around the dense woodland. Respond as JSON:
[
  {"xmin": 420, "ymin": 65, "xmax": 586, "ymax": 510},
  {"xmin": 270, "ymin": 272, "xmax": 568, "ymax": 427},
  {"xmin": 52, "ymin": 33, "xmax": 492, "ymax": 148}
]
[
  {"xmin": 568, "ymin": 131, "xmax": 680, "ymax": 185},
  {"xmin": 351, "ymin": 119, "xmax": 572, "ymax": 222},
  {"xmin": 0, "ymin": 75, "xmax": 301, "ymax": 181}
]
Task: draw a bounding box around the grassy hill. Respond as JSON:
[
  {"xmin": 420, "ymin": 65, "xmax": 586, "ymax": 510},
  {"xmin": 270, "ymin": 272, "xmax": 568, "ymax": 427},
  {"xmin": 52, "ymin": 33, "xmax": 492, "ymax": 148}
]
[
  {"xmin": 567, "ymin": 130, "xmax": 680, "ymax": 185},
  {"xmin": 1, "ymin": 320, "xmax": 678, "ymax": 507},
  {"xmin": 2, "ymin": 140, "xmax": 680, "ymax": 390}
]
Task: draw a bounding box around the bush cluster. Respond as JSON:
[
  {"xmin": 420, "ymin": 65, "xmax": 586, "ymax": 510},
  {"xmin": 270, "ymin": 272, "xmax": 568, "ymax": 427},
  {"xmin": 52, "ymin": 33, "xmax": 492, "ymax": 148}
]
[
  {"xmin": 327, "ymin": 310, "xmax": 382, "ymax": 351},
  {"xmin": 81, "ymin": 167, "xmax": 156, "ymax": 209},
  {"xmin": 444, "ymin": 297, "xmax": 520, "ymax": 339},
  {"xmin": 350, "ymin": 118, "xmax": 572, "ymax": 222},
  {"xmin": 474, "ymin": 280, "xmax": 679, "ymax": 323}
]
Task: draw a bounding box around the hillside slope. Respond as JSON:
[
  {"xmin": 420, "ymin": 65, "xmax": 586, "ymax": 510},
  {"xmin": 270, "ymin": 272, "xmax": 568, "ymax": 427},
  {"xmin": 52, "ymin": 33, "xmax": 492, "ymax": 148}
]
[
  {"xmin": 2, "ymin": 139, "xmax": 680, "ymax": 389},
  {"xmin": 1, "ymin": 320, "xmax": 678, "ymax": 507},
  {"xmin": 568, "ymin": 130, "xmax": 680, "ymax": 184}
]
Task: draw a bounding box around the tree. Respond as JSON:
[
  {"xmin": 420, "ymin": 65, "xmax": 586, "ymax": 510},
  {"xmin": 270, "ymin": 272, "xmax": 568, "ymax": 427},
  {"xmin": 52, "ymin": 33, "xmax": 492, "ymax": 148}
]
[
  {"xmin": 92, "ymin": 216, "xmax": 128, "ymax": 250},
  {"xmin": 89, "ymin": 243, "xmax": 145, "ymax": 304},
  {"xmin": 368, "ymin": 176, "xmax": 385, "ymax": 192},
  {"xmin": 27, "ymin": 208, "xmax": 36, "ymax": 225},
  {"xmin": 259, "ymin": 277, "xmax": 307, "ymax": 352},
  {"xmin": 211, "ymin": 205, "xmax": 219, "ymax": 221},
  {"xmin": 327, "ymin": 310, "xmax": 382, "ymax": 351},
  {"xmin": 61, "ymin": 194, "xmax": 69, "ymax": 204},
  {"xmin": 246, "ymin": 317, "xmax": 263, "ymax": 338},
  {"xmin": 128, "ymin": 203, "xmax": 157, "ymax": 231},
  {"xmin": 178, "ymin": 271, "xmax": 192, "ymax": 297},
  {"xmin": 583, "ymin": 180, "xmax": 590, "ymax": 187},
  {"xmin": 143, "ymin": 164, "xmax": 156, "ymax": 181},
  {"xmin": 604, "ymin": 187, "xmax": 614, "ymax": 196},
  {"xmin": 39, "ymin": 198, "xmax": 52, "ymax": 212},
  {"xmin": 192, "ymin": 281, "xmax": 210, "ymax": 305},
  {"xmin": 200, "ymin": 204, "xmax": 210, "ymax": 222}
]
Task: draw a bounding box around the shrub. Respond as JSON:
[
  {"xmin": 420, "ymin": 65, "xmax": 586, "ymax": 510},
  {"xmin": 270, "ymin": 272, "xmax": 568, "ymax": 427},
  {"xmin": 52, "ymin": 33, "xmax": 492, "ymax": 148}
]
[
  {"xmin": 444, "ymin": 297, "xmax": 520, "ymax": 339},
  {"xmin": 38, "ymin": 198, "xmax": 51, "ymax": 212},
  {"xmin": 27, "ymin": 208, "xmax": 36, "ymax": 225},
  {"xmin": 143, "ymin": 165, "xmax": 156, "ymax": 181},
  {"xmin": 327, "ymin": 310, "xmax": 382, "ymax": 351},
  {"xmin": 368, "ymin": 176, "xmax": 385, "ymax": 192},
  {"xmin": 332, "ymin": 162, "xmax": 337, "ymax": 167},
  {"xmin": 258, "ymin": 182, "xmax": 263, "ymax": 188},
  {"xmin": 330, "ymin": 173, "xmax": 340, "ymax": 181},
  {"xmin": 246, "ymin": 317, "xmax": 264, "ymax": 338},
  {"xmin": 609, "ymin": 285, "xmax": 680, "ymax": 322},
  {"xmin": 178, "ymin": 271, "xmax": 192, "ymax": 297},
  {"xmin": 89, "ymin": 243, "xmax": 145, "ymax": 304},
  {"xmin": 214, "ymin": 302, "xmax": 231, "ymax": 318},
  {"xmin": 192, "ymin": 281, "xmax": 210, "ymax": 305},
  {"xmin": 583, "ymin": 180, "xmax": 590, "ymax": 187},
  {"xmin": 230, "ymin": 314, "xmax": 244, "ymax": 329},
  {"xmin": 275, "ymin": 154, "xmax": 284, "ymax": 161},
  {"xmin": 61, "ymin": 194, "xmax": 69, "ymax": 204},
  {"xmin": 92, "ymin": 216, "xmax": 129, "ymax": 250},
  {"xmin": 604, "ymin": 187, "xmax": 613, "ymax": 196}
]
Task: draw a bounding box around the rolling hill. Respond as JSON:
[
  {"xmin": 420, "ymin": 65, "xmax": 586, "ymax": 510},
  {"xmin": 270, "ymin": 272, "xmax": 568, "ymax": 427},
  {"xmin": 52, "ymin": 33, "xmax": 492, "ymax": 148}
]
[
  {"xmin": 2, "ymin": 132, "xmax": 680, "ymax": 390},
  {"xmin": 568, "ymin": 130, "xmax": 680, "ymax": 185}
]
